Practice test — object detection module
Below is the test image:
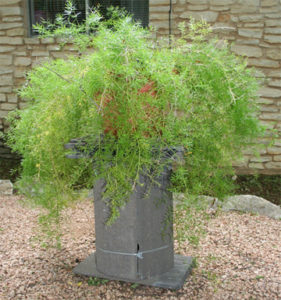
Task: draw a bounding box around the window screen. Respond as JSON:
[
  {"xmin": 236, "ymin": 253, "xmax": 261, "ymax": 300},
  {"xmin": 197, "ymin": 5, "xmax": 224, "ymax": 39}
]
[{"xmin": 29, "ymin": 0, "xmax": 149, "ymax": 36}]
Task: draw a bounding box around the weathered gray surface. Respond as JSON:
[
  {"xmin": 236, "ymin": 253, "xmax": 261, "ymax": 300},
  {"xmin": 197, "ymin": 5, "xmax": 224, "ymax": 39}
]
[
  {"xmin": 222, "ymin": 195, "xmax": 281, "ymax": 220},
  {"xmin": 93, "ymin": 167, "xmax": 174, "ymax": 281},
  {"xmin": 74, "ymin": 253, "xmax": 194, "ymax": 290},
  {"xmin": 0, "ymin": 180, "xmax": 13, "ymax": 195}
]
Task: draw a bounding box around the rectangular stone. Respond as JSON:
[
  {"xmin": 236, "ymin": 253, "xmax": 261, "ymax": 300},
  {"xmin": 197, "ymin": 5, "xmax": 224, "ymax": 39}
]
[
  {"xmin": 258, "ymin": 87, "xmax": 281, "ymax": 97},
  {"xmin": 24, "ymin": 38, "xmax": 40, "ymax": 45},
  {"xmin": 0, "ymin": 87, "xmax": 12, "ymax": 93},
  {"xmin": 187, "ymin": 0, "xmax": 208, "ymax": 3},
  {"xmin": 0, "ymin": 37, "xmax": 23, "ymax": 45},
  {"xmin": 2, "ymin": 17, "xmax": 22, "ymax": 22},
  {"xmin": 268, "ymin": 80, "xmax": 281, "ymax": 87},
  {"xmin": 266, "ymin": 49, "xmax": 281, "ymax": 60},
  {"xmin": 261, "ymin": 0, "xmax": 278, "ymax": 5},
  {"xmin": 7, "ymin": 28, "xmax": 25, "ymax": 36},
  {"xmin": 268, "ymin": 70, "xmax": 281, "ymax": 77},
  {"xmin": 0, "ymin": 74, "xmax": 13, "ymax": 86},
  {"xmin": 40, "ymin": 38, "xmax": 55, "ymax": 44},
  {"xmin": 273, "ymin": 155, "xmax": 281, "ymax": 161},
  {"xmin": 260, "ymin": 106, "xmax": 279, "ymax": 112},
  {"xmin": 238, "ymin": 29, "xmax": 263, "ymax": 38},
  {"xmin": 180, "ymin": 11, "xmax": 218, "ymax": 22},
  {"xmin": 250, "ymin": 156, "xmax": 272, "ymax": 162},
  {"xmin": 231, "ymin": 45, "xmax": 262, "ymax": 57},
  {"xmin": 0, "ymin": 22, "xmax": 22, "ymax": 30},
  {"xmin": 265, "ymin": 19, "xmax": 281, "ymax": 26},
  {"xmin": 260, "ymin": 113, "xmax": 281, "ymax": 121},
  {"xmin": 0, "ymin": 0, "xmax": 21, "ymax": 4},
  {"xmin": 243, "ymin": 22, "xmax": 264, "ymax": 27},
  {"xmin": 236, "ymin": 39, "xmax": 260, "ymax": 45},
  {"xmin": 260, "ymin": 7, "xmax": 280, "ymax": 13},
  {"xmin": 248, "ymin": 58, "xmax": 279, "ymax": 68},
  {"xmin": 231, "ymin": 6, "xmax": 258, "ymax": 13},
  {"xmin": 0, "ymin": 94, "xmax": 5, "ymax": 102},
  {"xmin": 257, "ymin": 97, "xmax": 274, "ymax": 104},
  {"xmin": 31, "ymin": 51, "xmax": 49, "ymax": 57},
  {"xmin": 0, "ymin": 7, "xmax": 21, "ymax": 16},
  {"xmin": 14, "ymin": 57, "xmax": 31, "ymax": 66},
  {"xmin": 239, "ymin": 14, "xmax": 263, "ymax": 22},
  {"xmin": 7, "ymin": 94, "xmax": 18, "ymax": 103},
  {"xmin": 249, "ymin": 163, "xmax": 265, "ymax": 169},
  {"xmin": 0, "ymin": 103, "xmax": 17, "ymax": 110},
  {"xmin": 265, "ymin": 162, "xmax": 281, "ymax": 168},
  {"xmin": 150, "ymin": 13, "xmax": 168, "ymax": 20},
  {"xmin": 0, "ymin": 111, "xmax": 9, "ymax": 118},
  {"xmin": 0, "ymin": 46, "xmax": 15, "ymax": 53},
  {"xmin": 150, "ymin": 6, "xmax": 170, "ymax": 12},
  {"xmin": 264, "ymin": 27, "xmax": 281, "ymax": 34},
  {"xmin": 210, "ymin": 0, "xmax": 235, "ymax": 3},
  {"xmin": 0, "ymin": 55, "xmax": 12, "ymax": 66},
  {"xmin": 187, "ymin": 4, "xmax": 209, "ymax": 10},
  {"xmin": 264, "ymin": 35, "xmax": 281, "ymax": 43}
]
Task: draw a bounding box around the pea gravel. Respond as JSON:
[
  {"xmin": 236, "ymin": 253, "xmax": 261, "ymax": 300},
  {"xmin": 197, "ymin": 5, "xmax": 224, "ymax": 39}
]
[{"xmin": 0, "ymin": 195, "xmax": 280, "ymax": 300}]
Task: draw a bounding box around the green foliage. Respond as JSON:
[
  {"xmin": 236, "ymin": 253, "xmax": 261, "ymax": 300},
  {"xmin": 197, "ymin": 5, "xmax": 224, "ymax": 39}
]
[
  {"xmin": 87, "ymin": 277, "xmax": 109, "ymax": 286},
  {"xmin": 6, "ymin": 6, "xmax": 263, "ymax": 230}
]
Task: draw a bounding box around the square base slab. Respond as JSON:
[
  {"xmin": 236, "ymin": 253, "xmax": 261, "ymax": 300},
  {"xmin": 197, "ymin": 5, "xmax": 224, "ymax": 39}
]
[{"xmin": 74, "ymin": 253, "xmax": 194, "ymax": 290}]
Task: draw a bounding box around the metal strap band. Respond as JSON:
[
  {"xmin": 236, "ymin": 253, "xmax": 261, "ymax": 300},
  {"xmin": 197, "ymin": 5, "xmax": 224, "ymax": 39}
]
[{"xmin": 97, "ymin": 244, "xmax": 170, "ymax": 260}]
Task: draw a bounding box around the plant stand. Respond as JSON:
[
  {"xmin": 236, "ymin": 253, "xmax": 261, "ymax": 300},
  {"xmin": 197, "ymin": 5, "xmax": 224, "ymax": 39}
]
[{"xmin": 66, "ymin": 140, "xmax": 194, "ymax": 289}]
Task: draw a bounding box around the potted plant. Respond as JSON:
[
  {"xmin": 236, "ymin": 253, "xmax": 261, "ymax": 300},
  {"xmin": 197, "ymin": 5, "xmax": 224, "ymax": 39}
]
[{"xmin": 6, "ymin": 5, "xmax": 263, "ymax": 289}]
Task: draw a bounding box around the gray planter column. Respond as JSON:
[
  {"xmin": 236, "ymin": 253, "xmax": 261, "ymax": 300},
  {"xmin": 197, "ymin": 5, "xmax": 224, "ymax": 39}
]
[{"xmin": 74, "ymin": 166, "xmax": 194, "ymax": 289}]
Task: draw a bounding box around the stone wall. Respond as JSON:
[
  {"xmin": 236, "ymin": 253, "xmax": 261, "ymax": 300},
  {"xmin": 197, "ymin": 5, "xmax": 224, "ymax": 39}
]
[
  {"xmin": 150, "ymin": 0, "xmax": 281, "ymax": 174},
  {"xmin": 0, "ymin": 0, "xmax": 280, "ymax": 173}
]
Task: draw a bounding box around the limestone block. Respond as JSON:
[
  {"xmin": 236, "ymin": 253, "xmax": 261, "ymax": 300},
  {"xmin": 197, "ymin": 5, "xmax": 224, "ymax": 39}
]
[
  {"xmin": 273, "ymin": 155, "xmax": 281, "ymax": 161},
  {"xmin": 187, "ymin": 5, "xmax": 209, "ymax": 10},
  {"xmin": 267, "ymin": 147, "xmax": 281, "ymax": 155},
  {"xmin": 24, "ymin": 38, "xmax": 40, "ymax": 45},
  {"xmin": 0, "ymin": 46, "xmax": 15, "ymax": 53},
  {"xmin": 0, "ymin": 37, "xmax": 23, "ymax": 45},
  {"xmin": 248, "ymin": 58, "xmax": 279, "ymax": 67},
  {"xmin": 250, "ymin": 156, "xmax": 272, "ymax": 162},
  {"xmin": 237, "ymin": 0, "xmax": 260, "ymax": 5},
  {"xmin": 0, "ymin": 22, "xmax": 22, "ymax": 30},
  {"xmin": 0, "ymin": 94, "xmax": 5, "ymax": 102},
  {"xmin": 260, "ymin": 7, "xmax": 280, "ymax": 13},
  {"xmin": 239, "ymin": 14, "xmax": 263, "ymax": 22},
  {"xmin": 0, "ymin": 7, "xmax": 21, "ymax": 16},
  {"xmin": 266, "ymin": 49, "xmax": 281, "ymax": 60},
  {"xmin": 266, "ymin": 19, "xmax": 281, "ymax": 26},
  {"xmin": 0, "ymin": 111, "xmax": 9, "ymax": 118},
  {"xmin": 150, "ymin": 0, "xmax": 171, "ymax": 4},
  {"xmin": 238, "ymin": 28, "xmax": 263, "ymax": 38},
  {"xmin": 150, "ymin": 13, "xmax": 168, "ymax": 20},
  {"xmin": 180, "ymin": 11, "xmax": 218, "ymax": 22},
  {"xmin": 265, "ymin": 12, "xmax": 281, "ymax": 18},
  {"xmin": 212, "ymin": 24, "xmax": 236, "ymax": 33},
  {"xmin": 0, "ymin": 0, "xmax": 21, "ymax": 4},
  {"xmin": 268, "ymin": 70, "xmax": 281, "ymax": 77},
  {"xmin": 258, "ymin": 87, "xmax": 281, "ymax": 98},
  {"xmin": 0, "ymin": 103, "xmax": 17, "ymax": 110},
  {"xmin": 150, "ymin": 6, "xmax": 170, "ymax": 12},
  {"xmin": 187, "ymin": 0, "xmax": 208, "ymax": 3},
  {"xmin": 0, "ymin": 75, "xmax": 13, "ymax": 86},
  {"xmin": 248, "ymin": 162, "xmax": 265, "ymax": 169},
  {"xmin": 260, "ymin": 106, "xmax": 279, "ymax": 112},
  {"xmin": 0, "ymin": 87, "xmax": 12, "ymax": 93},
  {"xmin": 231, "ymin": 6, "xmax": 258, "ymax": 13},
  {"xmin": 7, "ymin": 94, "xmax": 18, "ymax": 103},
  {"xmin": 7, "ymin": 28, "xmax": 25, "ymax": 36},
  {"xmin": 268, "ymin": 79, "xmax": 281, "ymax": 87},
  {"xmin": 264, "ymin": 27, "xmax": 281, "ymax": 34},
  {"xmin": 261, "ymin": 0, "xmax": 279, "ymax": 5},
  {"xmin": 243, "ymin": 22, "xmax": 264, "ymax": 27},
  {"xmin": 257, "ymin": 97, "xmax": 274, "ymax": 104},
  {"xmin": 31, "ymin": 51, "xmax": 49, "ymax": 57},
  {"xmin": 2, "ymin": 17, "xmax": 22, "ymax": 22},
  {"xmin": 149, "ymin": 20, "xmax": 168, "ymax": 29},
  {"xmin": 265, "ymin": 161, "xmax": 281, "ymax": 168},
  {"xmin": 261, "ymin": 113, "xmax": 281, "ymax": 120},
  {"xmin": 231, "ymin": 45, "xmax": 262, "ymax": 57},
  {"xmin": 0, "ymin": 55, "xmax": 12, "ymax": 66},
  {"xmin": 210, "ymin": 0, "xmax": 235, "ymax": 4},
  {"xmin": 236, "ymin": 39, "xmax": 260, "ymax": 45},
  {"xmin": 210, "ymin": 6, "xmax": 231, "ymax": 11},
  {"xmin": 14, "ymin": 57, "xmax": 31, "ymax": 67},
  {"xmin": 264, "ymin": 35, "xmax": 281, "ymax": 43},
  {"xmin": 0, "ymin": 180, "xmax": 13, "ymax": 196},
  {"xmin": 40, "ymin": 38, "xmax": 55, "ymax": 44}
]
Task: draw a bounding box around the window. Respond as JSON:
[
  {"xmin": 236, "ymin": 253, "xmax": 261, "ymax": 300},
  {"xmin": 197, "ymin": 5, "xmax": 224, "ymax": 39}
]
[{"xmin": 28, "ymin": 0, "xmax": 149, "ymax": 36}]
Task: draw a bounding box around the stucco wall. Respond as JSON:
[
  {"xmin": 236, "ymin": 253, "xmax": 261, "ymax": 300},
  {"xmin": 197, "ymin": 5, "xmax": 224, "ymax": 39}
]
[{"xmin": 0, "ymin": 0, "xmax": 280, "ymax": 174}]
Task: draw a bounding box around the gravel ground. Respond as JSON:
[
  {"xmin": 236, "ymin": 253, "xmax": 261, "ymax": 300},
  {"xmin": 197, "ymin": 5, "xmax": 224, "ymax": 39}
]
[{"xmin": 0, "ymin": 195, "xmax": 280, "ymax": 300}]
